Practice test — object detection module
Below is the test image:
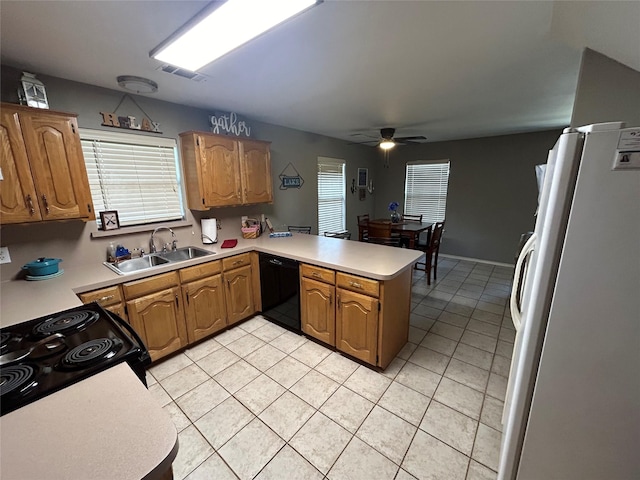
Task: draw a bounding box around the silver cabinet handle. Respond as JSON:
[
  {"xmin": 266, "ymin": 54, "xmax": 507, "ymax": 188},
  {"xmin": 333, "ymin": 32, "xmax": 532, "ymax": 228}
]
[
  {"xmin": 26, "ymin": 194, "xmax": 36, "ymax": 215},
  {"xmin": 312, "ymin": 272, "xmax": 321, "ymax": 278},
  {"xmin": 98, "ymin": 295, "xmax": 115, "ymax": 303},
  {"xmin": 349, "ymin": 281, "xmax": 363, "ymax": 289},
  {"xmin": 41, "ymin": 194, "xmax": 50, "ymax": 214}
]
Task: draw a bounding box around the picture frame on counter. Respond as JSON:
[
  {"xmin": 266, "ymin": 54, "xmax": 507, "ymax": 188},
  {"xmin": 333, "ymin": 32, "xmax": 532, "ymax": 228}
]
[{"xmin": 99, "ymin": 210, "xmax": 120, "ymax": 230}]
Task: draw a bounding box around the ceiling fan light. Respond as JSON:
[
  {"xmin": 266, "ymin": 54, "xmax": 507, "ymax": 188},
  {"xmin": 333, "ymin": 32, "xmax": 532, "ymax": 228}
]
[{"xmin": 379, "ymin": 139, "xmax": 395, "ymax": 150}]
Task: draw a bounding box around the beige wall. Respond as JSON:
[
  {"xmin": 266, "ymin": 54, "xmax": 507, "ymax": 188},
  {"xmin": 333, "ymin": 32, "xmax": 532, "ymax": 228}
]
[{"xmin": 571, "ymin": 48, "xmax": 640, "ymax": 128}]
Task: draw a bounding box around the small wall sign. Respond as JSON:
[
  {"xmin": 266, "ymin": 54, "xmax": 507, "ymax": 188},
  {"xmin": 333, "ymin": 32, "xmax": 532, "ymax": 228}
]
[
  {"xmin": 279, "ymin": 162, "xmax": 305, "ymax": 190},
  {"xmin": 209, "ymin": 111, "xmax": 252, "ymax": 137},
  {"xmin": 100, "ymin": 112, "xmax": 162, "ymax": 133}
]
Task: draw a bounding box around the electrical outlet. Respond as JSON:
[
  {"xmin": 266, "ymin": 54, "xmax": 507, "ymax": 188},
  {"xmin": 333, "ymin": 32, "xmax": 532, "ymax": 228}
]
[
  {"xmin": 0, "ymin": 246, "xmax": 11, "ymax": 264},
  {"xmin": 261, "ymin": 213, "xmax": 265, "ymax": 222}
]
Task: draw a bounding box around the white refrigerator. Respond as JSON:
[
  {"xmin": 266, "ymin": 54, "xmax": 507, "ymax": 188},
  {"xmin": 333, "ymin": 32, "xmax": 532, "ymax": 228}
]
[{"xmin": 499, "ymin": 122, "xmax": 640, "ymax": 480}]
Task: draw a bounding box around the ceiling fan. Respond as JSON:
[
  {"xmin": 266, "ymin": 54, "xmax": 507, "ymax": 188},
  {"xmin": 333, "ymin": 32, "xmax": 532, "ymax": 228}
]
[{"xmin": 349, "ymin": 128, "xmax": 427, "ymax": 150}]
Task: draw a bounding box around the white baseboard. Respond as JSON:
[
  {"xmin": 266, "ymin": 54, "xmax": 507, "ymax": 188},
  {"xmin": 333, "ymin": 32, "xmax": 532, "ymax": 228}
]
[{"xmin": 439, "ymin": 253, "xmax": 515, "ymax": 268}]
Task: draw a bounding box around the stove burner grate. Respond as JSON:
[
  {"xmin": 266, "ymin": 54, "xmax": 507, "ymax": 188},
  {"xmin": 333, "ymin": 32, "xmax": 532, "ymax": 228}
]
[
  {"xmin": 0, "ymin": 332, "xmax": 13, "ymax": 353},
  {"xmin": 33, "ymin": 310, "xmax": 99, "ymax": 336},
  {"xmin": 61, "ymin": 338, "xmax": 122, "ymax": 368},
  {"xmin": 0, "ymin": 364, "xmax": 36, "ymax": 397}
]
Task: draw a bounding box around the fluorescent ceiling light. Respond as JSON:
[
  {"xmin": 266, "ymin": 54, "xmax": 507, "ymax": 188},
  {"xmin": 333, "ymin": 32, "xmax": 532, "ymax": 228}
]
[
  {"xmin": 151, "ymin": 0, "xmax": 318, "ymax": 72},
  {"xmin": 379, "ymin": 140, "xmax": 395, "ymax": 150}
]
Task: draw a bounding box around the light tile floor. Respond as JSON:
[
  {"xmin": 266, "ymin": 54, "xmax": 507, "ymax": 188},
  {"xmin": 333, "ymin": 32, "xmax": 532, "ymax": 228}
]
[{"xmin": 147, "ymin": 258, "xmax": 514, "ymax": 480}]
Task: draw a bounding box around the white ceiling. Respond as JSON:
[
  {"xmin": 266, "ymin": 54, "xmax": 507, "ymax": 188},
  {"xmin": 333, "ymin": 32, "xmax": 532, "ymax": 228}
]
[{"xmin": 1, "ymin": 1, "xmax": 638, "ymax": 143}]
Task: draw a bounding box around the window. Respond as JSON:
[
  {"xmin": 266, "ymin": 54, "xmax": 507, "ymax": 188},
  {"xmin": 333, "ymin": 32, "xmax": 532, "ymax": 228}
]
[
  {"xmin": 404, "ymin": 160, "xmax": 450, "ymax": 222},
  {"xmin": 80, "ymin": 129, "xmax": 185, "ymax": 229},
  {"xmin": 317, "ymin": 157, "xmax": 346, "ymax": 234}
]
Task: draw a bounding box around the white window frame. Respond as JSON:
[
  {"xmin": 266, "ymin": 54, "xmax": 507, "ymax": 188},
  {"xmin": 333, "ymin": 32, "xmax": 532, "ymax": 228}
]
[
  {"xmin": 404, "ymin": 160, "xmax": 450, "ymax": 223},
  {"xmin": 80, "ymin": 128, "xmax": 185, "ymax": 230},
  {"xmin": 317, "ymin": 157, "xmax": 346, "ymax": 235}
]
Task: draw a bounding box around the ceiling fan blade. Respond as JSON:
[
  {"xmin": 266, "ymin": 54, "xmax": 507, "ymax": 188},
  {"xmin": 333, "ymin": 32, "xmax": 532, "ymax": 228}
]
[
  {"xmin": 346, "ymin": 140, "xmax": 379, "ymax": 145},
  {"xmin": 395, "ymin": 136, "xmax": 427, "ymax": 141}
]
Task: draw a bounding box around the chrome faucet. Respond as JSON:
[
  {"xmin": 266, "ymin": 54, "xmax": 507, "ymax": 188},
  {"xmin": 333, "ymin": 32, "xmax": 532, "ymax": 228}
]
[{"xmin": 150, "ymin": 227, "xmax": 177, "ymax": 253}]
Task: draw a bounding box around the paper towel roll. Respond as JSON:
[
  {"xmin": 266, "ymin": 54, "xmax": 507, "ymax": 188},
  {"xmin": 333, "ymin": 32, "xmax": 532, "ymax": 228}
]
[{"xmin": 201, "ymin": 218, "xmax": 217, "ymax": 244}]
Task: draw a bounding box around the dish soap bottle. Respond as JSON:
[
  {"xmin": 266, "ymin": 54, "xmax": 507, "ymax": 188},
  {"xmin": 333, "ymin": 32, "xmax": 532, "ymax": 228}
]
[{"xmin": 107, "ymin": 242, "xmax": 116, "ymax": 262}]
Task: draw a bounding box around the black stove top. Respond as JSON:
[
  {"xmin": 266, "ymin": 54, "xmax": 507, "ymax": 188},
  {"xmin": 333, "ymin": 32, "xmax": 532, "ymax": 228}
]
[{"xmin": 0, "ymin": 303, "xmax": 150, "ymax": 417}]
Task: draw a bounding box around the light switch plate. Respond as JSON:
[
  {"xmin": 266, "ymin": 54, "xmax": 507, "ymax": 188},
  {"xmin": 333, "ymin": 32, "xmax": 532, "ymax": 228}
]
[{"xmin": 0, "ymin": 246, "xmax": 11, "ymax": 264}]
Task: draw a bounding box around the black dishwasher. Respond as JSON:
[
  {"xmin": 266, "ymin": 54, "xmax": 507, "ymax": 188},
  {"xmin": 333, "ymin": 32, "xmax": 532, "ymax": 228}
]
[{"xmin": 259, "ymin": 253, "xmax": 301, "ymax": 332}]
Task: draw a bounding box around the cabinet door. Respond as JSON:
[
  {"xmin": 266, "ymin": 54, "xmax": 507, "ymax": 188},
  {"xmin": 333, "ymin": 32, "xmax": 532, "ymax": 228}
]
[
  {"xmin": 224, "ymin": 265, "xmax": 254, "ymax": 325},
  {"xmin": 105, "ymin": 303, "xmax": 128, "ymax": 324},
  {"xmin": 198, "ymin": 134, "xmax": 242, "ymax": 207},
  {"xmin": 240, "ymin": 140, "xmax": 272, "ymax": 204},
  {"xmin": 19, "ymin": 112, "xmax": 94, "ymax": 220},
  {"xmin": 300, "ymin": 277, "xmax": 335, "ymax": 346},
  {"xmin": 0, "ymin": 109, "xmax": 42, "ymax": 223},
  {"xmin": 336, "ymin": 288, "xmax": 379, "ymax": 365},
  {"xmin": 183, "ymin": 274, "xmax": 227, "ymax": 343},
  {"xmin": 126, "ymin": 287, "xmax": 188, "ymax": 362}
]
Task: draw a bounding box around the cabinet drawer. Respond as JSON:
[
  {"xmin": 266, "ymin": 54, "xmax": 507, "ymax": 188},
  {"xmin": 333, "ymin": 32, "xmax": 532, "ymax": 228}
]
[
  {"xmin": 78, "ymin": 285, "xmax": 123, "ymax": 306},
  {"xmin": 301, "ymin": 264, "xmax": 335, "ymax": 285},
  {"xmin": 336, "ymin": 272, "xmax": 379, "ymax": 298},
  {"xmin": 180, "ymin": 260, "xmax": 222, "ymax": 283},
  {"xmin": 222, "ymin": 253, "xmax": 251, "ymax": 271},
  {"xmin": 123, "ymin": 272, "xmax": 180, "ymax": 299}
]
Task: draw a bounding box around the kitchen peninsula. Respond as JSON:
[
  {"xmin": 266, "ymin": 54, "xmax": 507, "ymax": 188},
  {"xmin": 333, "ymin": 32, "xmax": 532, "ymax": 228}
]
[{"xmin": 0, "ymin": 234, "xmax": 421, "ymax": 479}]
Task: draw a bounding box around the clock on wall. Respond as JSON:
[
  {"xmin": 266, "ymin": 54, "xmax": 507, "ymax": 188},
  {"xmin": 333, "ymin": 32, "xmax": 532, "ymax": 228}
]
[{"xmin": 99, "ymin": 211, "xmax": 120, "ymax": 231}]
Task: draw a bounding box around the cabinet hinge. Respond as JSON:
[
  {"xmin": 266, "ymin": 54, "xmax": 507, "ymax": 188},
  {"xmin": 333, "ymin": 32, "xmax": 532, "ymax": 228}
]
[
  {"xmin": 378, "ymin": 303, "xmax": 381, "ymax": 312},
  {"xmin": 376, "ymin": 354, "xmax": 379, "ymax": 363},
  {"xmin": 87, "ymin": 204, "xmax": 92, "ymax": 213},
  {"xmin": 71, "ymin": 124, "xmax": 76, "ymax": 134},
  {"xmin": 196, "ymin": 138, "xmax": 200, "ymax": 147},
  {"xmin": 202, "ymin": 198, "xmax": 205, "ymax": 205},
  {"xmin": 124, "ymin": 305, "xmax": 128, "ymax": 316}
]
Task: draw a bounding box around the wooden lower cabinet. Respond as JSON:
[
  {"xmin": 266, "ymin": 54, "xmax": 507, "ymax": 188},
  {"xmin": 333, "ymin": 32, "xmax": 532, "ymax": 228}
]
[
  {"xmin": 299, "ymin": 263, "xmax": 412, "ymax": 368},
  {"xmin": 78, "ymin": 285, "xmax": 128, "ymax": 323},
  {"xmin": 123, "ymin": 272, "xmax": 188, "ymax": 362},
  {"xmin": 224, "ymin": 264, "xmax": 254, "ymax": 325},
  {"xmin": 336, "ymin": 288, "xmax": 379, "ymax": 365},
  {"xmin": 182, "ymin": 274, "xmax": 226, "ymax": 343},
  {"xmin": 300, "ymin": 277, "xmax": 335, "ymax": 346}
]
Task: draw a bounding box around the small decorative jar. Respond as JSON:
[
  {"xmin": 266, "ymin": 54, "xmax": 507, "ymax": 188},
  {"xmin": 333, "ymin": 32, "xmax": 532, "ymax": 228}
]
[{"xmin": 390, "ymin": 211, "xmax": 401, "ymax": 223}]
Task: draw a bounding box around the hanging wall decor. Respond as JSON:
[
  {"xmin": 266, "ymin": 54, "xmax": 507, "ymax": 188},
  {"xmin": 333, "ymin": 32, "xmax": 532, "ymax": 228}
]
[
  {"xmin": 279, "ymin": 162, "xmax": 305, "ymax": 189},
  {"xmin": 209, "ymin": 111, "xmax": 252, "ymax": 137},
  {"xmin": 99, "ymin": 93, "xmax": 162, "ymax": 134}
]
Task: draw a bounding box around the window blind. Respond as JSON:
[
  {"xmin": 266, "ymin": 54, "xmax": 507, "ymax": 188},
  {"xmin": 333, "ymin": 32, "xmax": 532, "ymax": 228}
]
[
  {"xmin": 80, "ymin": 129, "xmax": 184, "ymax": 228},
  {"xmin": 404, "ymin": 160, "xmax": 450, "ymax": 222},
  {"xmin": 317, "ymin": 159, "xmax": 346, "ymax": 234}
]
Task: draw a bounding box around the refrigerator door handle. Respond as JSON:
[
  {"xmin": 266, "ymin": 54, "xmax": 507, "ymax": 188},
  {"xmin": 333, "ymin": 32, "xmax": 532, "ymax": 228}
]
[{"xmin": 510, "ymin": 233, "xmax": 536, "ymax": 331}]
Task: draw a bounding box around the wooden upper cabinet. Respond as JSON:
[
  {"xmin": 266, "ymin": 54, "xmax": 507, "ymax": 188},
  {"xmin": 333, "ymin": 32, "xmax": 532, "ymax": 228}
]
[
  {"xmin": 240, "ymin": 139, "xmax": 272, "ymax": 204},
  {"xmin": 0, "ymin": 109, "xmax": 41, "ymax": 222},
  {"xmin": 180, "ymin": 131, "xmax": 272, "ymax": 210},
  {"xmin": 0, "ymin": 104, "xmax": 95, "ymax": 224}
]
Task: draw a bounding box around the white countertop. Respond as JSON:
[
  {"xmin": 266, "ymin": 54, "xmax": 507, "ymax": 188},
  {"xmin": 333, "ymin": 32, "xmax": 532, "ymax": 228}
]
[
  {"xmin": 0, "ymin": 234, "xmax": 420, "ymax": 479},
  {"xmin": 0, "ymin": 363, "xmax": 178, "ymax": 480},
  {"xmin": 1, "ymin": 234, "xmax": 422, "ymax": 327}
]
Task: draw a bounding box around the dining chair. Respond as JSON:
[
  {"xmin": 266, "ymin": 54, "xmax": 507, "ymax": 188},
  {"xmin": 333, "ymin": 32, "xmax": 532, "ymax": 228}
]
[
  {"xmin": 288, "ymin": 226, "xmax": 312, "ymax": 234},
  {"xmin": 415, "ymin": 221, "xmax": 445, "ymax": 285},
  {"xmin": 367, "ymin": 220, "xmax": 392, "ymax": 239},
  {"xmin": 324, "ymin": 231, "xmax": 351, "ymax": 240},
  {"xmin": 357, "ymin": 214, "xmax": 370, "ymax": 242},
  {"xmin": 369, "ymin": 236, "xmax": 402, "ymax": 247},
  {"xmin": 402, "ymin": 213, "xmax": 423, "ymax": 223}
]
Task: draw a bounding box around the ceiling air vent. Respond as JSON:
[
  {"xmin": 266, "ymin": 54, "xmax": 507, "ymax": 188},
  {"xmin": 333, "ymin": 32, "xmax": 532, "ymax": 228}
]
[{"xmin": 158, "ymin": 65, "xmax": 207, "ymax": 82}]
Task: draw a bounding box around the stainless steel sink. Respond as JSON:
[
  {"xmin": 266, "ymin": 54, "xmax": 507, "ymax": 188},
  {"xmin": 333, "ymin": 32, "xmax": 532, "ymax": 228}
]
[
  {"xmin": 158, "ymin": 246, "xmax": 213, "ymax": 262},
  {"xmin": 104, "ymin": 246, "xmax": 214, "ymax": 275}
]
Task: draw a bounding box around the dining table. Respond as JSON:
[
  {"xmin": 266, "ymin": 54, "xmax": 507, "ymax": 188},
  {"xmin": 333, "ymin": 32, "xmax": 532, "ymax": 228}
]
[{"xmin": 363, "ymin": 219, "xmax": 434, "ymax": 249}]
